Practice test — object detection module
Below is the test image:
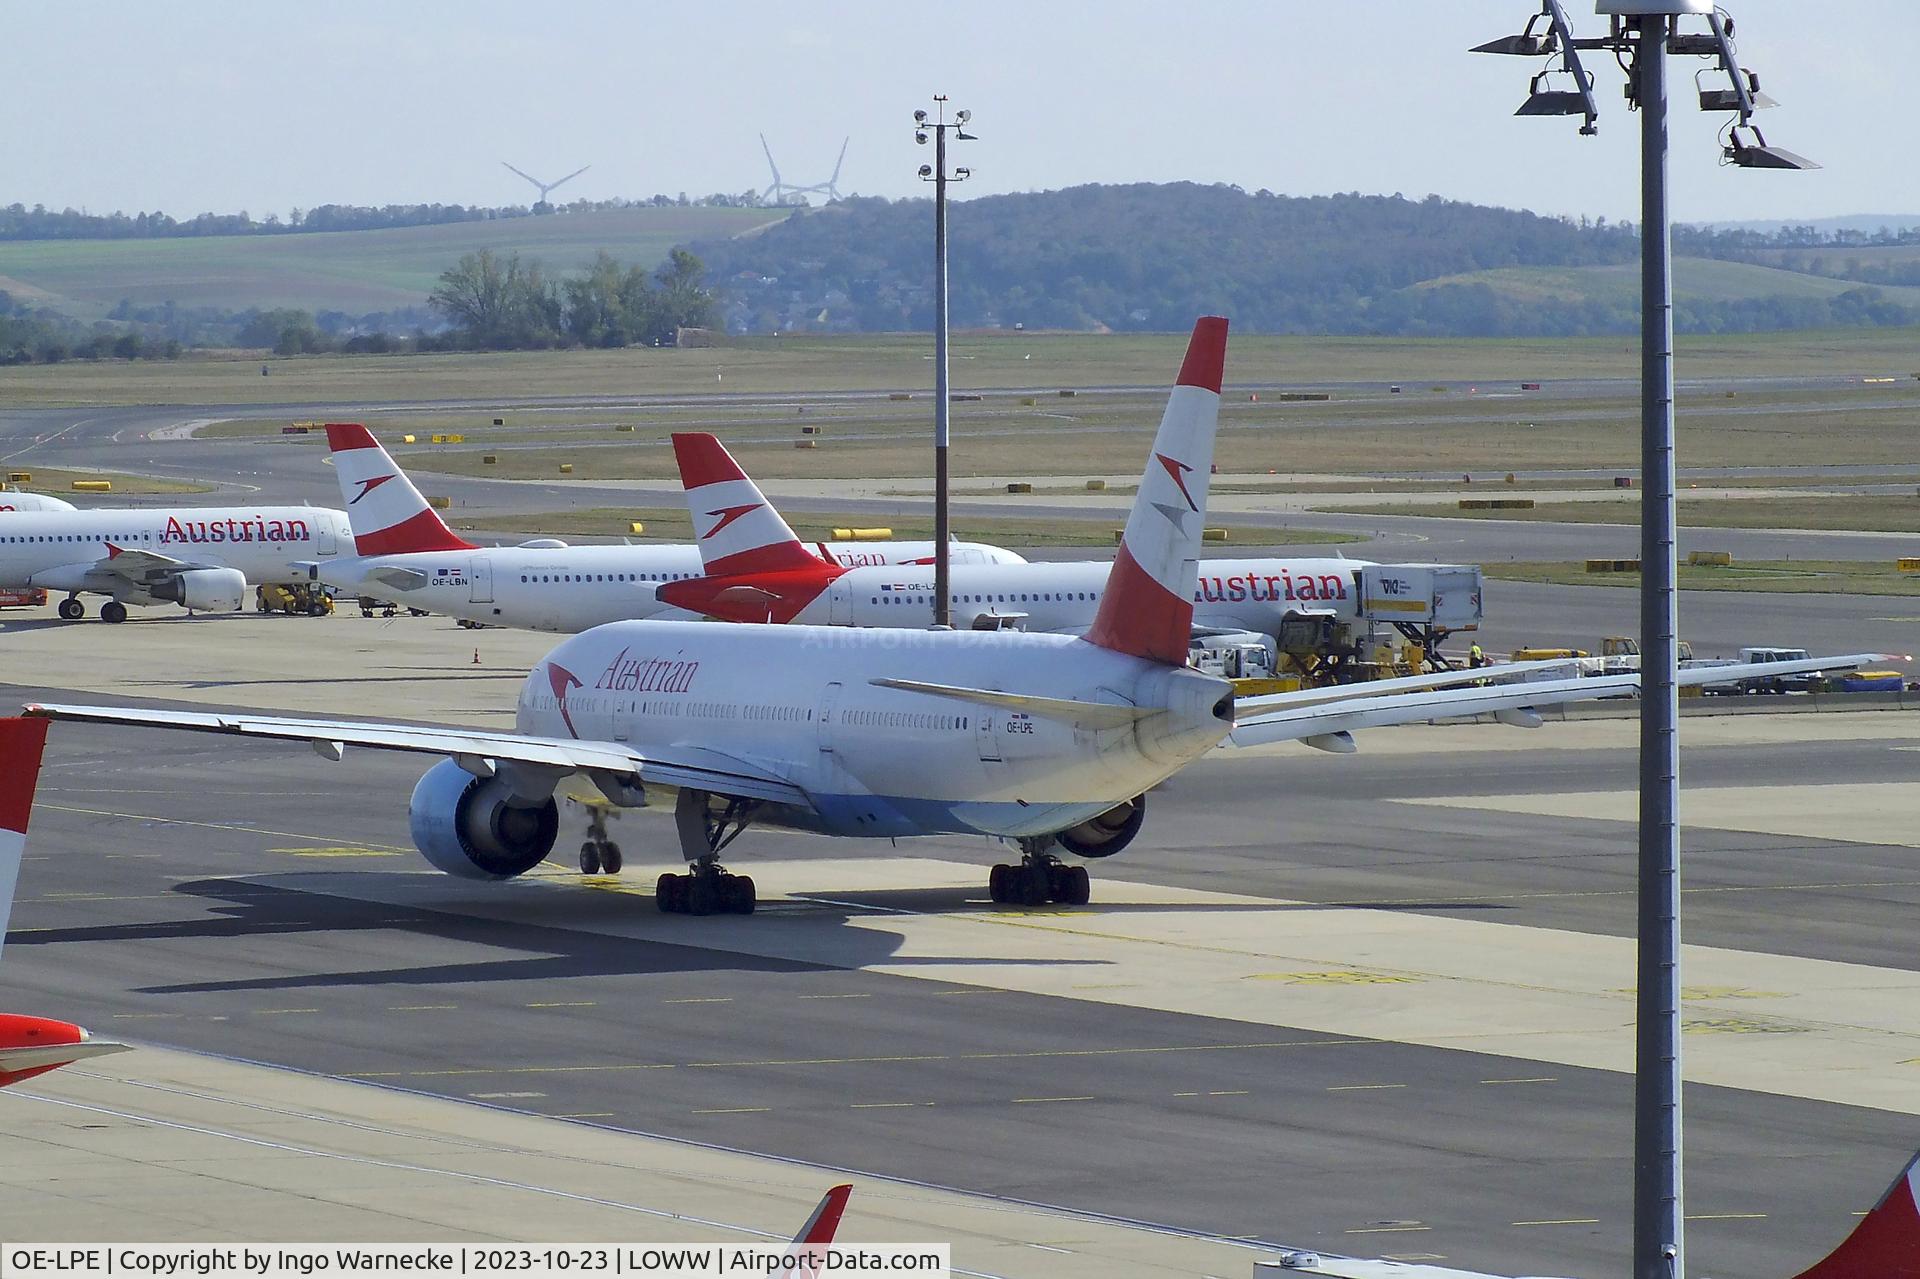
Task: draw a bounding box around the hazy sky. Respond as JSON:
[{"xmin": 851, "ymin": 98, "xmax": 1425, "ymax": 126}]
[{"xmin": 10, "ymin": 3, "xmax": 1911, "ymax": 226}]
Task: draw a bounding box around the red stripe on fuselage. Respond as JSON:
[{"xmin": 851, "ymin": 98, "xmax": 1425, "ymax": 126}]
[
  {"xmin": 0, "ymin": 716, "xmax": 49, "ymax": 836},
  {"xmin": 658, "ymin": 567, "xmax": 835, "ymax": 624},
  {"xmin": 1084, "ymin": 542, "xmax": 1192, "ymax": 665},
  {"xmin": 353, "ymin": 508, "xmax": 477, "ymax": 556}
]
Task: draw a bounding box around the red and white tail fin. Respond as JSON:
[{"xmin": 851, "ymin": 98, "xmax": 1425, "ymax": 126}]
[
  {"xmin": 673, "ymin": 433, "xmax": 825, "ymax": 575},
  {"xmin": 0, "ymin": 715, "xmax": 50, "ymax": 967},
  {"xmin": 781, "ymin": 1184, "xmax": 852, "ymax": 1279},
  {"xmin": 1793, "ymin": 1148, "xmax": 1920, "ymax": 1278},
  {"xmin": 325, "ymin": 422, "xmax": 477, "ymax": 556},
  {"xmin": 1084, "ymin": 316, "xmax": 1227, "ymax": 665}
]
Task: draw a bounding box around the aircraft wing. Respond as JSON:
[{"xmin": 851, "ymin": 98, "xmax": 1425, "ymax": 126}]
[
  {"xmin": 21, "ymin": 703, "xmax": 812, "ymax": 808},
  {"xmin": 94, "ymin": 542, "xmax": 193, "ymax": 586},
  {"xmin": 1228, "ymin": 653, "xmax": 1885, "ymax": 749},
  {"xmin": 0, "ymin": 1039, "xmax": 131, "ymax": 1075}
]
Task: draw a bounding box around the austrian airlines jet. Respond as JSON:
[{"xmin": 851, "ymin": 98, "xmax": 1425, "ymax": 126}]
[
  {"xmin": 24, "ymin": 319, "xmax": 1879, "ymax": 916},
  {"xmin": 0, "ymin": 490, "xmax": 76, "ymax": 513},
  {"xmin": 0, "ymin": 502, "xmax": 352, "ymax": 622},
  {"xmin": 315, "ymin": 423, "xmax": 1023, "ymax": 633},
  {"xmin": 664, "ymin": 431, "xmax": 1372, "ymax": 638},
  {"xmin": 0, "ymin": 716, "xmax": 129, "ymax": 1086}
]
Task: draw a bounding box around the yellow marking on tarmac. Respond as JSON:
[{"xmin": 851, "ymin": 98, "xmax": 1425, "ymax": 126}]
[
  {"xmin": 38, "ymin": 802, "xmax": 406, "ymax": 852},
  {"xmin": 254, "ymin": 1008, "xmax": 320, "ymax": 1016},
  {"xmin": 849, "ymin": 1102, "xmax": 935, "ymax": 1109},
  {"xmin": 111, "ymin": 1013, "xmax": 182, "ymax": 1020},
  {"xmin": 39, "ymin": 892, "xmax": 108, "ymax": 899},
  {"xmin": 1685, "ymin": 1017, "xmax": 1810, "ymax": 1035},
  {"xmin": 1251, "ymin": 970, "xmax": 1419, "ymax": 985},
  {"xmin": 556, "ymin": 1112, "xmax": 615, "ymax": 1119},
  {"xmin": 694, "ymin": 1107, "xmax": 770, "ymax": 1115},
  {"xmin": 934, "ymin": 989, "xmax": 1007, "ymax": 996},
  {"xmin": 1687, "ymin": 1213, "xmax": 1767, "ymax": 1221},
  {"xmin": 1515, "ymin": 1218, "xmax": 1600, "ymax": 1227},
  {"xmin": 341, "ymin": 1035, "xmax": 1371, "ymax": 1079},
  {"xmin": 527, "ymin": 1001, "xmax": 597, "ymax": 1008},
  {"xmin": 665, "ymin": 997, "xmax": 734, "ymax": 1005},
  {"xmin": 265, "ymin": 846, "xmax": 401, "ymax": 858},
  {"xmin": 1344, "ymin": 1224, "xmax": 1431, "ymax": 1234},
  {"xmin": 1328, "ymin": 1083, "xmax": 1407, "ymax": 1092},
  {"xmin": 1207, "ymin": 1090, "xmax": 1249, "ymax": 1096},
  {"xmin": 1013, "ymin": 1096, "xmax": 1095, "ymax": 1104},
  {"xmin": 104, "ymin": 853, "xmax": 162, "ymax": 859},
  {"xmin": 798, "ymin": 993, "xmax": 870, "ymax": 1000},
  {"xmin": 1482, "ymin": 1077, "xmax": 1558, "ymax": 1085},
  {"xmin": 388, "ymin": 1004, "xmax": 458, "ymax": 1012},
  {"xmin": 1172, "ymin": 1092, "xmax": 1201, "ymax": 1097}
]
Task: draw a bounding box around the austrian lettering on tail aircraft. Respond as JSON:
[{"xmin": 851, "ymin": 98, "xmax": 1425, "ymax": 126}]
[
  {"xmin": 0, "ymin": 501, "xmax": 351, "ymax": 622},
  {"xmin": 23, "ymin": 317, "xmax": 1884, "ymax": 919},
  {"xmin": 314, "ymin": 423, "xmax": 1024, "ymax": 634}
]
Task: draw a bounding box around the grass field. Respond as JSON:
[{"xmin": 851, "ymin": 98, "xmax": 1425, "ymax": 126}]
[
  {"xmin": 0, "ymin": 207, "xmax": 789, "ymax": 321},
  {"xmin": 2, "ymin": 467, "xmax": 209, "ymax": 496},
  {"xmin": 1334, "ymin": 494, "xmax": 1920, "ymax": 533},
  {"xmin": 1484, "ymin": 560, "xmax": 1920, "ymax": 596},
  {"xmin": 1415, "ymin": 257, "xmax": 1920, "ymax": 308},
  {"xmin": 7, "ymin": 327, "xmax": 1920, "ymax": 409},
  {"xmin": 453, "ymin": 506, "xmax": 1358, "ymax": 549}
]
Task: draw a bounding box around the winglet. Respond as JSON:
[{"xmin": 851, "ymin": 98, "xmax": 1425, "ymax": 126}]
[
  {"xmin": 0, "ymin": 716, "xmax": 50, "ymax": 966},
  {"xmin": 1083, "ymin": 317, "xmax": 1227, "ymax": 665},
  {"xmin": 672, "ymin": 433, "xmax": 828, "ymax": 575},
  {"xmin": 791, "ymin": 1184, "xmax": 852, "ymax": 1247},
  {"xmin": 325, "ymin": 423, "xmax": 477, "ymax": 556},
  {"xmin": 1792, "ymin": 1148, "xmax": 1920, "ymax": 1278}
]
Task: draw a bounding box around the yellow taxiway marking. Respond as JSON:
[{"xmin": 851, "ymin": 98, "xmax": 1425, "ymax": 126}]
[
  {"xmin": 665, "ymin": 997, "xmax": 734, "ymax": 1005},
  {"xmin": 1344, "ymin": 1224, "xmax": 1431, "ymax": 1234},
  {"xmin": 340, "ymin": 1035, "xmax": 1371, "ymax": 1079},
  {"xmin": 388, "ymin": 1004, "xmax": 458, "ymax": 1012},
  {"xmin": 38, "ymin": 802, "xmax": 406, "ymax": 852},
  {"xmin": 556, "ymin": 1112, "xmax": 615, "ymax": 1119},
  {"xmin": 1687, "ymin": 1213, "xmax": 1767, "ymax": 1221},
  {"xmin": 1012, "ymin": 1096, "xmax": 1095, "ymax": 1105},
  {"xmin": 527, "ymin": 1001, "xmax": 596, "ymax": 1008},
  {"xmin": 110, "ymin": 1013, "xmax": 182, "ymax": 1020},
  {"xmin": 1327, "ymin": 1083, "xmax": 1407, "ymax": 1092},
  {"xmin": 1482, "ymin": 1077, "xmax": 1558, "ymax": 1085},
  {"xmin": 265, "ymin": 846, "xmax": 401, "ymax": 858},
  {"xmin": 849, "ymin": 1102, "xmax": 935, "ymax": 1109},
  {"xmin": 1251, "ymin": 970, "xmax": 1419, "ymax": 985},
  {"xmin": 1515, "ymin": 1218, "xmax": 1600, "ymax": 1227},
  {"xmin": 693, "ymin": 1107, "xmax": 770, "ymax": 1115},
  {"xmin": 798, "ymin": 993, "xmax": 871, "ymax": 1000},
  {"xmin": 254, "ymin": 1008, "xmax": 320, "ymax": 1016}
]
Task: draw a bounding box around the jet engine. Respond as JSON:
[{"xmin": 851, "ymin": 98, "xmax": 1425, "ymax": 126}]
[
  {"xmin": 407, "ymin": 758, "xmax": 558, "ymax": 880},
  {"xmin": 151, "ymin": 567, "xmax": 245, "ymax": 612},
  {"xmin": 1054, "ymin": 794, "xmax": 1147, "ymax": 858}
]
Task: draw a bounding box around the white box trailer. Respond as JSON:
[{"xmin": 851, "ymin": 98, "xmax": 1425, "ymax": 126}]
[{"xmin": 1357, "ymin": 563, "xmax": 1484, "ymax": 630}]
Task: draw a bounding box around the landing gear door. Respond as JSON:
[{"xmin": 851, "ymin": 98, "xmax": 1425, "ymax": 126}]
[
  {"xmin": 470, "ymin": 556, "xmax": 493, "ymax": 604},
  {"xmin": 817, "ymin": 681, "xmax": 842, "ymax": 753}
]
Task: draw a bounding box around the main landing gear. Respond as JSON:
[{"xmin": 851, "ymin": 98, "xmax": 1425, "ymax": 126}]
[
  {"xmin": 657, "ymin": 789, "xmax": 759, "ymax": 916},
  {"xmin": 58, "ymin": 595, "xmax": 84, "ymax": 620},
  {"xmin": 574, "ymin": 801, "xmax": 623, "ymax": 876},
  {"xmin": 100, "ymin": 601, "xmax": 127, "ymax": 624},
  {"xmin": 989, "ymin": 837, "xmax": 1091, "ymax": 907}
]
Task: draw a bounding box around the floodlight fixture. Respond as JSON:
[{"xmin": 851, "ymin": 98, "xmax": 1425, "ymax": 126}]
[
  {"xmin": 918, "ymin": 164, "xmax": 933, "ymax": 177},
  {"xmin": 916, "ymin": 131, "xmax": 929, "ymax": 144},
  {"xmin": 914, "ymin": 109, "xmax": 928, "ymax": 123},
  {"xmin": 1516, "ymin": 69, "xmax": 1599, "ymax": 125},
  {"xmin": 954, "ymin": 167, "xmax": 970, "ymax": 179},
  {"xmin": 1724, "ymin": 123, "xmax": 1820, "ymax": 169},
  {"xmin": 955, "ymin": 109, "xmax": 971, "ymax": 124},
  {"xmin": 1470, "ymin": 7, "xmax": 1555, "ymax": 56},
  {"xmin": 1697, "ymin": 68, "xmax": 1775, "ymax": 112}
]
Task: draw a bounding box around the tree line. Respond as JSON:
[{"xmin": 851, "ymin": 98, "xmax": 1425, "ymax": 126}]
[{"xmin": 426, "ymin": 248, "xmax": 719, "ymax": 350}]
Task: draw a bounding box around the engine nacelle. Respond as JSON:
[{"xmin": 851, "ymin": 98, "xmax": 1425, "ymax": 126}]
[
  {"xmin": 152, "ymin": 566, "xmax": 245, "ymax": 612},
  {"xmin": 1054, "ymin": 794, "xmax": 1147, "ymax": 859},
  {"xmin": 407, "ymin": 758, "xmax": 558, "ymax": 880}
]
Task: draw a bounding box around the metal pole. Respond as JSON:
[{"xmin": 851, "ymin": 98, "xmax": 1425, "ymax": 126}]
[
  {"xmin": 1633, "ymin": 15, "xmax": 1683, "ymax": 1279},
  {"xmin": 931, "ymin": 123, "xmax": 952, "ymax": 629}
]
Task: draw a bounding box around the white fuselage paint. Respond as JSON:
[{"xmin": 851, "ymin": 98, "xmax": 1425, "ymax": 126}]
[
  {"xmin": 518, "ymin": 619, "xmax": 1234, "ymax": 840},
  {"xmin": 809, "ymin": 556, "xmax": 1371, "ymax": 635},
  {"xmin": 0, "ymin": 506, "xmax": 352, "ymax": 600},
  {"xmin": 325, "ymin": 540, "xmax": 1021, "ymax": 634}
]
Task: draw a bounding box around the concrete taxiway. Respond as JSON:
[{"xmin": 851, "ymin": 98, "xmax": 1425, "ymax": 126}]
[{"xmin": 3, "ymin": 614, "xmax": 1918, "ymax": 1277}]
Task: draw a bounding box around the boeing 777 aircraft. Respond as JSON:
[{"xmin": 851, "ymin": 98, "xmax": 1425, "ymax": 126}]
[
  {"xmin": 314, "ymin": 423, "xmax": 1023, "ymax": 633},
  {"xmin": 0, "ymin": 502, "xmax": 351, "ymax": 622},
  {"xmin": 24, "ymin": 319, "xmax": 1878, "ymax": 915}
]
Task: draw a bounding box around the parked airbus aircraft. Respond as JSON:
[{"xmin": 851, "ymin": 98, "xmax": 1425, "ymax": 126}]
[
  {"xmin": 0, "ymin": 502, "xmax": 351, "ymax": 622},
  {"xmin": 0, "ymin": 716, "xmax": 128, "ymax": 1086},
  {"xmin": 313, "ymin": 423, "xmax": 1023, "ymax": 633},
  {"xmin": 0, "ymin": 490, "xmax": 76, "ymax": 513},
  {"xmin": 24, "ymin": 320, "xmax": 1878, "ymax": 916},
  {"xmin": 663, "ymin": 431, "xmax": 1402, "ymax": 647}
]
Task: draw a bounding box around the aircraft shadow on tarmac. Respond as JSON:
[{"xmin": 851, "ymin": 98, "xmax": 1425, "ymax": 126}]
[
  {"xmin": 783, "ymin": 882, "xmax": 1515, "ymax": 917},
  {"xmin": 14, "ymin": 875, "xmax": 1115, "ymax": 994}
]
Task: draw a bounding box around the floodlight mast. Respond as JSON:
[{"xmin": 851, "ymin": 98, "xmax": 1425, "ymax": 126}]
[
  {"xmin": 915, "ymin": 95, "xmax": 975, "ymax": 629},
  {"xmin": 1472, "ymin": 5, "xmax": 1813, "ymax": 1277}
]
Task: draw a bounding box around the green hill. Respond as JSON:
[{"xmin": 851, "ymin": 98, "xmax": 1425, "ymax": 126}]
[
  {"xmin": 1410, "ymin": 258, "xmax": 1920, "ymax": 308},
  {"xmin": 0, "ymin": 206, "xmax": 789, "ymax": 320}
]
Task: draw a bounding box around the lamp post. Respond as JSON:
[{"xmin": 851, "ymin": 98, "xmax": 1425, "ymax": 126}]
[
  {"xmin": 915, "ymin": 96, "xmax": 974, "ymax": 628},
  {"xmin": 1473, "ymin": 5, "xmax": 1813, "ymax": 1276}
]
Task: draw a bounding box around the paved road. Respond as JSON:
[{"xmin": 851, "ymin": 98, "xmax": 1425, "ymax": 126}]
[{"xmin": 7, "ymin": 676, "xmax": 1917, "ymax": 1278}]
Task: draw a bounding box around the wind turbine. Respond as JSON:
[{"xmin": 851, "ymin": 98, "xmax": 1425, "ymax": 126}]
[
  {"xmin": 757, "ymin": 136, "xmax": 850, "ymax": 205},
  {"xmin": 501, "ymin": 161, "xmax": 591, "ymax": 210}
]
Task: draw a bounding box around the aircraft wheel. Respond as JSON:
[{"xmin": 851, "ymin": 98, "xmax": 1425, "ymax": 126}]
[
  {"xmin": 58, "ymin": 597, "xmax": 84, "ymax": 620},
  {"xmin": 727, "ymin": 874, "xmax": 756, "ymax": 915},
  {"xmin": 1017, "ymin": 864, "xmax": 1050, "ymax": 907},
  {"xmin": 655, "ymin": 872, "xmax": 683, "ymax": 912},
  {"xmin": 1060, "ymin": 865, "xmax": 1091, "ymax": 906},
  {"xmin": 686, "ymin": 875, "xmax": 721, "ymax": 917},
  {"xmin": 600, "ymin": 843, "xmax": 623, "ymax": 875},
  {"xmin": 579, "ymin": 842, "xmax": 602, "ymax": 875},
  {"xmin": 101, "ymin": 601, "xmax": 128, "ymax": 624},
  {"xmin": 988, "ymin": 863, "xmax": 1011, "ymax": 903}
]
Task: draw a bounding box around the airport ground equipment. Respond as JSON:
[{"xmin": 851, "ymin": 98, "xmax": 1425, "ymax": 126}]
[{"xmin": 256, "ymin": 583, "xmax": 333, "ymax": 616}]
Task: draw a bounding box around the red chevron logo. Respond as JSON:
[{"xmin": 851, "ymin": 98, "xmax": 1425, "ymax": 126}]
[
  {"xmin": 702, "ymin": 503, "xmax": 762, "ymax": 540},
  {"xmin": 1155, "ymin": 453, "xmax": 1198, "ymax": 512},
  {"xmin": 350, "ymin": 474, "xmax": 394, "ymax": 505}
]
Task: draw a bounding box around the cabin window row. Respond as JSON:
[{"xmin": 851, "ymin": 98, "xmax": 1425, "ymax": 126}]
[
  {"xmin": 871, "ymin": 591, "xmax": 1100, "ymax": 606},
  {"xmin": 517, "ymin": 572, "xmax": 698, "ymax": 584}
]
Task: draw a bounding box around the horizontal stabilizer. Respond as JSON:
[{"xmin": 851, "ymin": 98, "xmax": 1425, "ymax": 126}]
[{"xmin": 869, "ymin": 678, "xmax": 1152, "ymax": 730}]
